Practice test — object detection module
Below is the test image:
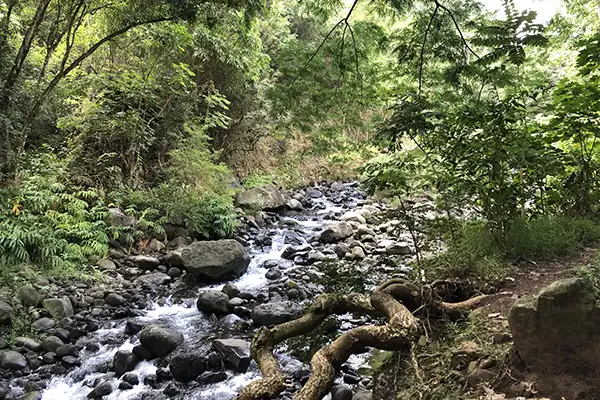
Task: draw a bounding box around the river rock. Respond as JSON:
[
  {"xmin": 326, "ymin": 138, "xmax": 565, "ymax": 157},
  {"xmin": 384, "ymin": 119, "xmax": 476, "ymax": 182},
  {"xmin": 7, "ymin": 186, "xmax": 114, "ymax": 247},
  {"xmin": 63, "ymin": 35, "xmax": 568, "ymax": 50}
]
[
  {"xmin": 287, "ymin": 199, "xmax": 304, "ymax": 210},
  {"xmin": 509, "ymin": 278, "xmax": 600, "ymax": 398},
  {"xmin": 181, "ymin": 240, "xmax": 250, "ymax": 280},
  {"xmin": 320, "ymin": 222, "xmax": 353, "ymax": 244},
  {"xmin": 105, "ymin": 293, "xmax": 125, "ymax": 306},
  {"xmin": 113, "ymin": 350, "xmax": 140, "ymax": 377},
  {"xmin": 87, "ymin": 381, "xmax": 112, "ymax": 398},
  {"xmin": 133, "ymin": 272, "xmax": 171, "ymax": 286},
  {"xmin": 42, "ymin": 297, "xmax": 74, "ymax": 320},
  {"xmin": 164, "ymin": 249, "xmax": 184, "ymax": 267},
  {"xmin": 252, "ymin": 301, "xmax": 304, "ymax": 326},
  {"xmin": 213, "ymin": 339, "xmax": 250, "ymax": 372},
  {"xmin": 385, "ymin": 242, "xmax": 412, "ymax": 255},
  {"xmin": 222, "ymin": 283, "xmax": 241, "ymax": 299},
  {"xmin": 265, "ymin": 268, "xmax": 282, "ymax": 280},
  {"xmin": 108, "ymin": 208, "xmax": 135, "ymax": 227},
  {"xmin": 0, "ymin": 350, "xmax": 27, "ymax": 370},
  {"xmin": 15, "ymin": 337, "xmax": 40, "ymax": 351},
  {"xmin": 0, "ymin": 301, "xmax": 12, "ymax": 324},
  {"xmin": 169, "ymin": 352, "xmax": 207, "ymax": 381},
  {"xmin": 235, "ymin": 184, "xmax": 285, "ymax": 210},
  {"xmin": 16, "ymin": 285, "xmax": 43, "ymax": 306},
  {"xmin": 331, "ymin": 384, "xmax": 353, "ymax": 400},
  {"xmin": 139, "ymin": 325, "xmax": 184, "ymax": 358},
  {"xmin": 130, "ymin": 255, "xmax": 160, "ymax": 270},
  {"xmin": 197, "ymin": 291, "xmax": 230, "ymax": 315},
  {"xmin": 41, "ymin": 336, "xmax": 64, "ymax": 352},
  {"xmin": 340, "ymin": 211, "xmax": 366, "ymax": 224},
  {"xmin": 34, "ymin": 317, "xmax": 56, "ymax": 331},
  {"xmin": 96, "ymin": 258, "xmax": 116, "ymax": 270}
]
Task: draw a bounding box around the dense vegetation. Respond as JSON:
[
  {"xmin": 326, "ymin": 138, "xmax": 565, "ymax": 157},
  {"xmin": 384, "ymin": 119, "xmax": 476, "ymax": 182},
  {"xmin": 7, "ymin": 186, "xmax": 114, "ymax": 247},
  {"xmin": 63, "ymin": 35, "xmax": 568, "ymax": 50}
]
[{"xmin": 1, "ymin": 0, "xmax": 600, "ymax": 281}]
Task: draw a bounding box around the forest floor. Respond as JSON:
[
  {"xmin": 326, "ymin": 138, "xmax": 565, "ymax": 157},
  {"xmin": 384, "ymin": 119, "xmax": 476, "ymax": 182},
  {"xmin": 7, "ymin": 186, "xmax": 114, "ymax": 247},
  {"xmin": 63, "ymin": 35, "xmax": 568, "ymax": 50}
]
[
  {"xmin": 482, "ymin": 247, "xmax": 598, "ymax": 317},
  {"xmin": 372, "ymin": 246, "xmax": 600, "ymax": 400}
]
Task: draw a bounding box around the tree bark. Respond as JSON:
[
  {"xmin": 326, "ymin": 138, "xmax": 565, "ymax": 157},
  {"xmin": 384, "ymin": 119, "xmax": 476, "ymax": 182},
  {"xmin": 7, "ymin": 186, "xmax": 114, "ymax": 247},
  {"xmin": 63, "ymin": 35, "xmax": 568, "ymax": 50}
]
[{"xmin": 1, "ymin": 0, "xmax": 52, "ymax": 110}]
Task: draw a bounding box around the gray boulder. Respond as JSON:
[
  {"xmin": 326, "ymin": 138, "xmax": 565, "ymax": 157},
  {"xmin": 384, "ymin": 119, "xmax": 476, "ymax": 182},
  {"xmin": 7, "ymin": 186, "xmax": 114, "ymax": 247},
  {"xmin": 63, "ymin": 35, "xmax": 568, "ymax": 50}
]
[
  {"xmin": 130, "ymin": 255, "xmax": 160, "ymax": 270},
  {"xmin": 16, "ymin": 285, "xmax": 43, "ymax": 306},
  {"xmin": 164, "ymin": 249, "xmax": 184, "ymax": 267},
  {"xmin": 213, "ymin": 339, "xmax": 250, "ymax": 372},
  {"xmin": 509, "ymin": 278, "xmax": 600, "ymax": 399},
  {"xmin": 181, "ymin": 240, "xmax": 250, "ymax": 280},
  {"xmin": 169, "ymin": 351, "xmax": 207, "ymax": 381},
  {"xmin": 252, "ymin": 301, "xmax": 304, "ymax": 326},
  {"xmin": 320, "ymin": 222, "xmax": 353, "ymax": 244},
  {"xmin": 133, "ymin": 272, "xmax": 171, "ymax": 286},
  {"xmin": 42, "ymin": 297, "xmax": 74, "ymax": 320},
  {"xmin": 96, "ymin": 259, "xmax": 116, "ymax": 270},
  {"xmin": 108, "ymin": 208, "xmax": 135, "ymax": 227},
  {"xmin": 235, "ymin": 184, "xmax": 285, "ymax": 210},
  {"xmin": 385, "ymin": 242, "xmax": 412, "ymax": 255},
  {"xmin": 287, "ymin": 199, "xmax": 304, "ymax": 210},
  {"xmin": 197, "ymin": 291, "xmax": 230, "ymax": 315},
  {"xmin": 0, "ymin": 350, "xmax": 27, "ymax": 370},
  {"xmin": 41, "ymin": 336, "xmax": 64, "ymax": 352},
  {"xmin": 87, "ymin": 381, "xmax": 112, "ymax": 398},
  {"xmin": 331, "ymin": 384, "xmax": 353, "ymax": 400},
  {"xmin": 139, "ymin": 325, "xmax": 184, "ymax": 358},
  {"xmin": 0, "ymin": 301, "xmax": 12, "ymax": 325},
  {"xmin": 113, "ymin": 350, "xmax": 140, "ymax": 377}
]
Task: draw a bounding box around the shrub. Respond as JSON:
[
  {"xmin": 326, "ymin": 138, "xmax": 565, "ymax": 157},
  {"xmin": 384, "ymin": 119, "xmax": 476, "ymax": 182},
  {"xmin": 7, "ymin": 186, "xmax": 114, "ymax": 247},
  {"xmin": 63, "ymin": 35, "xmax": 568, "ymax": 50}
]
[
  {"xmin": 0, "ymin": 153, "xmax": 111, "ymax": 275},
  {"xmin": 505, "ymin": 216, "xmax": 600, "ymax": 260},
  {"xmin": 110, "ymin": 184, "xmax": 238, "ymax": 239},
  {"xmin": 420, "ymin": 221, "xmax": 508, "ymax": 281}
]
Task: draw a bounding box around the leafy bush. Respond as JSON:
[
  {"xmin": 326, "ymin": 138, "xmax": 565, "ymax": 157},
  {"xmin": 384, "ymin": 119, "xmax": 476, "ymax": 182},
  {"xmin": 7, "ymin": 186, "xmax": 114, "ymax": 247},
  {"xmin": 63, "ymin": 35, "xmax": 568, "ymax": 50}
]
[
  {"xmin": 110, "ymin": 184, "xmax": 238, "ymax": 239},
  {"xmin": 0, "ymin": 153, "xmax": 111, "ymax": 274}
]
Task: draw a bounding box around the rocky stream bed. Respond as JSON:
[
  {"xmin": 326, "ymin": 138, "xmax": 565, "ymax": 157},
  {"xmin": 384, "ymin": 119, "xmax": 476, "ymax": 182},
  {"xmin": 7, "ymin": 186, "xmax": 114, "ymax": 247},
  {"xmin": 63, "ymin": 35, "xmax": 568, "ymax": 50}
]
[{"xmin": 0, "ymin": 182, "xmax": 442, "ymax": 400}]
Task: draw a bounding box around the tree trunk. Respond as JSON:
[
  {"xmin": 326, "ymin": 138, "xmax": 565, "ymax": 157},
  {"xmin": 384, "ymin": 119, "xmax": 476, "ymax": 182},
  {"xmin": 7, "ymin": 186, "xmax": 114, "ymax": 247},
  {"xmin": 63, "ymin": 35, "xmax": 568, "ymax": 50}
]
[{"xmin": 1, "ymin": 0, "xmax": 52, "ymax": 111}]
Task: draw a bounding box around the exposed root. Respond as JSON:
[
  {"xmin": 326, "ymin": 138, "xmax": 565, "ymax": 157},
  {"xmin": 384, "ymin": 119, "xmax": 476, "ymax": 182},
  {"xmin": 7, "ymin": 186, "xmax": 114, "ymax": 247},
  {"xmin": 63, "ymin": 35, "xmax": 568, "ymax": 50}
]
[{"xmin": 236, "ymin": 278, "xmax": 490, "ymax": 400}]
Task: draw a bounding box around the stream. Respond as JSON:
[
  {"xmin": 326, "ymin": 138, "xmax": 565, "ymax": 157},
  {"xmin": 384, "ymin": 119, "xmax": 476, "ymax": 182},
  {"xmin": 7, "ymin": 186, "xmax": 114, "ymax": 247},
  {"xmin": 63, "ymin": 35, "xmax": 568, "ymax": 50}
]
[{"xmin": 39, "ymin": 183, "xmax": 372, "ymax": 400}]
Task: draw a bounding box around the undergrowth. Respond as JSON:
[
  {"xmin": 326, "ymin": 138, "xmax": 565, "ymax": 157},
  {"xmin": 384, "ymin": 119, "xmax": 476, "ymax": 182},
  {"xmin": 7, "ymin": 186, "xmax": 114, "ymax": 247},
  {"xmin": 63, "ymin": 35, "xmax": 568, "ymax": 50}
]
[{"xmin": 421, "ymin": 215, "xmax": 600, "ymax": 281}]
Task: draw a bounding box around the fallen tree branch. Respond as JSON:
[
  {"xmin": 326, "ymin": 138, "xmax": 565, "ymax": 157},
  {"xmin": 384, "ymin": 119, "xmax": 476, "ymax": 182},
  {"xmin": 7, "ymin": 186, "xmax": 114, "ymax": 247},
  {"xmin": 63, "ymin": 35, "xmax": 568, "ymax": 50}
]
[{"xmin": 237, "ymin": 277, "xmax": 492, "ymax": 400}]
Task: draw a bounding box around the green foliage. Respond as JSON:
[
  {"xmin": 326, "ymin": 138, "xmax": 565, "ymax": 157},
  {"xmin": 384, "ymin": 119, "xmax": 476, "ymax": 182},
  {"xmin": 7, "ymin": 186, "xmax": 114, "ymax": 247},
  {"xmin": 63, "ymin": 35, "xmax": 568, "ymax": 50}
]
[
  {"xmin": 110, "ymin": 184, "xmax": 238, "ymax": 240},
  {"xmin": 319, "ymin": 261, "xmax": 366, "ymax": 293},
  {"xmin": 423, "ymin": 216, "xmax": 600, "ymax": 280},
  {"xmin": 421, "ymin": 221, "xmax": 507, "ymax": 281},
  {"xmin": 573, "ymin": 250, "xmax": 600, "ymax": 298},
  {"xmin": 0, "ymin": 153, "xmax": 110, "ymax": 273},
  {"xmin": 504, "ymin": 216, "xmax": 600, "ymax": 260}
]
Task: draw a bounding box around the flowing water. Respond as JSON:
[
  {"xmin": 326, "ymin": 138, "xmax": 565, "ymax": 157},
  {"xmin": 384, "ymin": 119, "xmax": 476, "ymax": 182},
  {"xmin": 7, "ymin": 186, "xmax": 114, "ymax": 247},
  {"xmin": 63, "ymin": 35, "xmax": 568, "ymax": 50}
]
[{"xmin": 41, "ymin": 193, "xmax": 363, "ymax": 400}]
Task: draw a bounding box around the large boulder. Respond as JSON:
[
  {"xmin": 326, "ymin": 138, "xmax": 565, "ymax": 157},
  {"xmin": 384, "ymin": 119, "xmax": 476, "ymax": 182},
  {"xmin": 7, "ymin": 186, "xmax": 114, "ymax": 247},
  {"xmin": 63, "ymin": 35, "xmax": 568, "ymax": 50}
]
[
  {"xmin": 113, "ymin": 350, "xmax": 140, "ymax": 377},
  {"xmin": 320, "ymin": 222, "xmax": 354, "ymax": 244},
  {"xmin": 0, "ymin": 350, "xmax": 27, "ymax": 370},
  {"xmin": 169, "ymin": 351, "xmax": 207, "ymax": 381},
  {"xmin": 235, "ymin": 184, "xmax": 285, "ymax": 211},
  {"xmin": 108, "ymin": 208, "xmax": 135, "ymax": 227},
  {"xmin": 139, "ymin": 325, "xmax": 184, "ymax": 358},
  {"xmin": 42, "ymin": 297, "xmax": 74, "ymax": 320},
  {"xmin": 16, "ymin": 285, "xmax": 43, "ymax": 306},
  {"xmin": 133, "ymin": 272, "xmax": 171, "ymax": 286},
  {"xmin": 0, "ymin": 301, "xmax": 12, "ymax": 325},
  {"xmin": 212, "ymin": 339, "xmax": 250, "ymax": 372},
  {"xmin": 508, "ymin": 278, "xmax": 600, "ymax": 399},
  {"xmin": 181, "ymin": 240, "xmax": 250, "ymax": 280},
  {"xmin": 252, "ymin": 301, "xmax": 304, "ymax": 326},
  {"xmin": 197, "ymin": 291, "xmax": 230, "ymax": 315}
]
